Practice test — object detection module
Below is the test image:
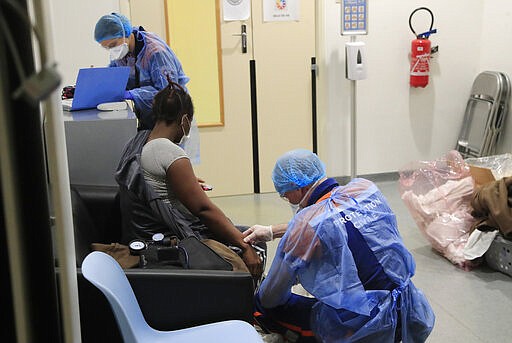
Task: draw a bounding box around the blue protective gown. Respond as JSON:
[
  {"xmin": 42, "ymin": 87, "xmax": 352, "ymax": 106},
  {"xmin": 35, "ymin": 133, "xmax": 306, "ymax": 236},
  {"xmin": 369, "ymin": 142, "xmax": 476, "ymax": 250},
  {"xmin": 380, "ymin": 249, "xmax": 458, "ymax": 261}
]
[
  {"xmin": 257, "ymin": 178, "xmax": 435, "ymax": 342},
  {"xmin": 109, "ymin": 28, "xmax": 200, "ymax": 163},
  {"xmin": 109, "ymin": 28, "xmax": 189, "ymax": 125}
]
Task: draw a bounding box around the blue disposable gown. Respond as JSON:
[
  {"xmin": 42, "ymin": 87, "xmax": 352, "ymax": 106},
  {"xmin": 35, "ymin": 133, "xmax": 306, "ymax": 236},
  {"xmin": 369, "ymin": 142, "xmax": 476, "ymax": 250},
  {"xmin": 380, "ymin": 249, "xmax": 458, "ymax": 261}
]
[
  {"xmin": 109, "ymin": 29, "xmax": 200, "ymax": 163},
  {"xmin": 257, "ymin": 178, "xmax": 435, "ymax": 342}
]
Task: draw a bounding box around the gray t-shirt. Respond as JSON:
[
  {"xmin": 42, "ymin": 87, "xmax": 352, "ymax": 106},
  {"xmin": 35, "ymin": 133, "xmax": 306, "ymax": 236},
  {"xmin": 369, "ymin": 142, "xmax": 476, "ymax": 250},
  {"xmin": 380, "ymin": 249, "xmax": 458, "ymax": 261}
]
[{"xmin": 140, "ymin": 138, "xmax": 196, "ymax": 220}]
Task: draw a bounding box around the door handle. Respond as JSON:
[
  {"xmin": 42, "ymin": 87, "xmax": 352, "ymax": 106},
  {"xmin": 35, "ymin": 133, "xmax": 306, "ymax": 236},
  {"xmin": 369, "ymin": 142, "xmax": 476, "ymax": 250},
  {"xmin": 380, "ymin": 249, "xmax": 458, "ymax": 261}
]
[{"xmin": 232, "ymin": 24, "xmax": 247, "ymax": 53}]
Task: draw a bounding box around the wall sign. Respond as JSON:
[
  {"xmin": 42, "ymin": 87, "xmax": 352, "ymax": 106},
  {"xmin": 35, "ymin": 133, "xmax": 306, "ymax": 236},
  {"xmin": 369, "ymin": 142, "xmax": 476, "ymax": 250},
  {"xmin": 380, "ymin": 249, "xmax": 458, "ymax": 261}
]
[
  {"xmin": 263, "ymin": 0, "xmax": 301, "ymax": 22},
  {"xmin": 341, "ymin": 0, "xmax": 368, "ymax": 35}
]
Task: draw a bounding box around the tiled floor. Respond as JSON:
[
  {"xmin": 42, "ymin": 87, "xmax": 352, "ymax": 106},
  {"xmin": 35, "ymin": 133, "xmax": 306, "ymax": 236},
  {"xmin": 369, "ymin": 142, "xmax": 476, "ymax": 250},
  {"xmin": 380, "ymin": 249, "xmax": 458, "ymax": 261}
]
[{"xmin": 211, "ymin": 180, "xmax": 512, "ymax": 343}]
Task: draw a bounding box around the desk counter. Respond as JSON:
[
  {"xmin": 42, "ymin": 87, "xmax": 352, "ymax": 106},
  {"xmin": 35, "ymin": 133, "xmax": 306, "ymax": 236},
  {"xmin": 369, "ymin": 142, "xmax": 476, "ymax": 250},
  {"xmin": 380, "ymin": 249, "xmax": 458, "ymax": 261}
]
[{"xmin": 63, "ymin": 108, "xmax": 137, "ymax": 187}]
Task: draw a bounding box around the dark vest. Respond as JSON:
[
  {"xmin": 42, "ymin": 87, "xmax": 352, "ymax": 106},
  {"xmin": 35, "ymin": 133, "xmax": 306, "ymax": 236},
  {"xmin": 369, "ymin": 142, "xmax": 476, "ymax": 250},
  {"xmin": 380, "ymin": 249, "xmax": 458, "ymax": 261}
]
[{"xmin": 115, "ymin": 130, "xmax": 208, "ymax": 244}]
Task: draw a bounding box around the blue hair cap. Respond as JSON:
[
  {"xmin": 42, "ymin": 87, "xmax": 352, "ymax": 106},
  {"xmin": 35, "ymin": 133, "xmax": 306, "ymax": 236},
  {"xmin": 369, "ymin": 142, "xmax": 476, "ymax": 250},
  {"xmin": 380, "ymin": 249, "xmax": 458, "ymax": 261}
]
[
  {"xmin": 94, "ymin": 13, "xmax": 132, "ymax": 43},
  {"xmin": 272, "ymin": 149, "xmax": 326, "ymax": 196}
]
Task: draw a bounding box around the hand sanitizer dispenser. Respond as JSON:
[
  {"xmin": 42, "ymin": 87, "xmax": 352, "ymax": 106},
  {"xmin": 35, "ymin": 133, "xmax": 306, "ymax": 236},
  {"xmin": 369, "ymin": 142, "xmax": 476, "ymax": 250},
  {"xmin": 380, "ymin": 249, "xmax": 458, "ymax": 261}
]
[{"xmin": 345, "ymin": 41, "xmax": 367, "ymax": 80}]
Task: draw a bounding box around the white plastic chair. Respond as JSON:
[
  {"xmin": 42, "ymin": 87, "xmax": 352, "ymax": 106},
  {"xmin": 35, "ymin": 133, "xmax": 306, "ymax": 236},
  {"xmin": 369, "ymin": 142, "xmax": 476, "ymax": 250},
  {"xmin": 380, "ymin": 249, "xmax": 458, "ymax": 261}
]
[{"xmin": 81, "ymin": 251, "xmax": 263, "ymax": 343}]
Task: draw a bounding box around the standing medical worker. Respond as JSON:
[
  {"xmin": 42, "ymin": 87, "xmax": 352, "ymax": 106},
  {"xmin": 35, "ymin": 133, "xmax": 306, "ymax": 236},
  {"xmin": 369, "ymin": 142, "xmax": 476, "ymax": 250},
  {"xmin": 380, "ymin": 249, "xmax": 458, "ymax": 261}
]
[
  {"xmin": 244, "ymin": 149, "xmax": 435, "ymax": 343},
  {"xmin": 94, "ymin": 13, "xmax": 200, "ymax": 162}
]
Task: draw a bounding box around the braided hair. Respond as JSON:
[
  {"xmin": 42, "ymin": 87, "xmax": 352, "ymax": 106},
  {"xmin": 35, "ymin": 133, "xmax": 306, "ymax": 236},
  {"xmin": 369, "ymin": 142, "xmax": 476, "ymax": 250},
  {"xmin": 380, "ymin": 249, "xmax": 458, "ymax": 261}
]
[{"xmin": 152, "ymin": 75, "xmax": 193, "ymax": 125}]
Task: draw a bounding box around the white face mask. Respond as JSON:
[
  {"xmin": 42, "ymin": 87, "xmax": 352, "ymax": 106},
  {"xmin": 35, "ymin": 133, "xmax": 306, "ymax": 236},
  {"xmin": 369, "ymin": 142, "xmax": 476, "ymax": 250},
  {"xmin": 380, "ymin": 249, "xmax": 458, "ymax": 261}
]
[
  {"xmin": 289, "ymin": 179, "xmax": 320, "ymax": 216},
  {"xmin": 290, "ymin": 203, "xmax": 300, "ymax": 215},
  {"xmin": 178, "ymin": 115, "xmax": 191, "ymax": 146},
  {"xmin": 109, "ymin": 42, "xmax": 129, "ymax": 60}
]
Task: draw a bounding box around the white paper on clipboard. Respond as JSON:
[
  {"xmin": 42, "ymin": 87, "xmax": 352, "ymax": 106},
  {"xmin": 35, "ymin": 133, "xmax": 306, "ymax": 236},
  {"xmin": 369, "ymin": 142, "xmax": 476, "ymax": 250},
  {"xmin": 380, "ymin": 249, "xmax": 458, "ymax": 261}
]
[{"xmin": 223, "ymin": 0, "xmax": 250, "ymax": 21}]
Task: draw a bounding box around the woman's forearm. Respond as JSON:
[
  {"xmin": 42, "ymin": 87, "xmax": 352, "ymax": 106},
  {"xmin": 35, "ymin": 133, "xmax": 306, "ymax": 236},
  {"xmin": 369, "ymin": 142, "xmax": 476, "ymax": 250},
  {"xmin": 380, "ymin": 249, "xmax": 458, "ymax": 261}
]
[{"xmin": 196, "ymin": 206, "xmax": 250, "ymax": 250}]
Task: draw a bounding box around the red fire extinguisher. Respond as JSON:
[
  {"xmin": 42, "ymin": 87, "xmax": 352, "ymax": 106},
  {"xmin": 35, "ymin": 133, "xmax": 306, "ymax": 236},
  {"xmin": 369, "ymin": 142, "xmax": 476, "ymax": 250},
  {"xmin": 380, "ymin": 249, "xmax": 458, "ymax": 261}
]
[{"xmin": 409, "ymin": 7, "xmax": 436, "ymax": 88}]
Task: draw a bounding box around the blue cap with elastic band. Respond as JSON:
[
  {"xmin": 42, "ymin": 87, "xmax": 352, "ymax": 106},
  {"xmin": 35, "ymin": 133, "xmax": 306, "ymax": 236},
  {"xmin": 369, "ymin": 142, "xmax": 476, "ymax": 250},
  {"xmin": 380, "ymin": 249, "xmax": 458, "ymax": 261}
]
[
  {"xmin": 272, "ymin": 149, "xmax": 326, "ymax": 196},
  {"xmin": 94, "ymin": 13, "xmax": 132, "ymax": 43}
]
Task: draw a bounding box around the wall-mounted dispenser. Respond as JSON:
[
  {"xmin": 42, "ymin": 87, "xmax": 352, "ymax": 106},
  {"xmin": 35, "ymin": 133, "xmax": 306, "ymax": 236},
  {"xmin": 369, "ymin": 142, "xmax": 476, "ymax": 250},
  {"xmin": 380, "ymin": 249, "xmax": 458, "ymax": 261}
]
[{"xmin": 345, "ymin": 41, "xmax": 367, "ymax": 80}]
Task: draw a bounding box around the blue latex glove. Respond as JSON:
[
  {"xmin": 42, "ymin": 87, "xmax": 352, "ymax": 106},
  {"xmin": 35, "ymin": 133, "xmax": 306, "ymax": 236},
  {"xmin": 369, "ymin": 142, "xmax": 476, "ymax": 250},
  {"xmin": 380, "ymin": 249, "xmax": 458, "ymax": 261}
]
[{"xmin": 124, "ymin": 90, "xmax": 134, "ymax": 100}]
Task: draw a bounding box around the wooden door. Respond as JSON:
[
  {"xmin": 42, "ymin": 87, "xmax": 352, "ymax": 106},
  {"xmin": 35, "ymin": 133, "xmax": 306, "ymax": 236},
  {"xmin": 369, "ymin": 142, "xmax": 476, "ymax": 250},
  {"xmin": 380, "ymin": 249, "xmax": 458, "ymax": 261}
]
[
  {"xmin": 191, "ymin": 6, "xmax": 255, "ymax": 196},
  {"xmin": 129, "ymin": 0, "xmax": 316, "ymax": 196},
  {"xmin": 203, "ymin": 0, "xmax": 317, "ymax": 195},
  {"xmin": 251, "ymin": 0, "xmax": 316, "ymax": 192}
]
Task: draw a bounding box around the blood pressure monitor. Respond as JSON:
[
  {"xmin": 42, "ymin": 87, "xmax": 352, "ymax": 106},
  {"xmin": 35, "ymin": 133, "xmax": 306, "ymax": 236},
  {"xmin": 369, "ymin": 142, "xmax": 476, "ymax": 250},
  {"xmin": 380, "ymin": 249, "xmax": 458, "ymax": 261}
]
[{"xmin": 128, "ymin": 240, "xmax": 147, "ymax": 255}]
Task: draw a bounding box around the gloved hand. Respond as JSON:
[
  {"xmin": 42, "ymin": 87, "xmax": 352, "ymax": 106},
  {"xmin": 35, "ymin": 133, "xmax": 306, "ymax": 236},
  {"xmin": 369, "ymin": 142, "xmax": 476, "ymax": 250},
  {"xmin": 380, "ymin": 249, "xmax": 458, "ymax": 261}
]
[
  {"xmin": 243, "ymin": 225, "xmax": 273, "ymax": 244},
  {"xmin": 124, "ymin": 90, "xmax": 134, "ymax": 100}
]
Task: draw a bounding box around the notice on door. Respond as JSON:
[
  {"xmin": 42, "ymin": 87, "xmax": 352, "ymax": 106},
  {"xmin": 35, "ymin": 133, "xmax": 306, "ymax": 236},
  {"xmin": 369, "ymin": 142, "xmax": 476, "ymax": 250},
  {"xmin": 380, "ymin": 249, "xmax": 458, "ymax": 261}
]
[
  {"xmin": 263, "ymin": 0, "xmax": 300, "ymax": 22},
  {"xmin": 223, "ymin": 0, "xmax": 250, "ymax": 21}
]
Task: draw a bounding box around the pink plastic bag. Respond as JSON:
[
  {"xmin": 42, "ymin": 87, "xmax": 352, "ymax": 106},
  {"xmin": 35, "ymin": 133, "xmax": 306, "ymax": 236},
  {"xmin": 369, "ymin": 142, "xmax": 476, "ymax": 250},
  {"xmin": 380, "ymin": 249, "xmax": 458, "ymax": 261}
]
[{"xmin": 399, "ymin": 151, "xmax": 479, "ymax": 270}]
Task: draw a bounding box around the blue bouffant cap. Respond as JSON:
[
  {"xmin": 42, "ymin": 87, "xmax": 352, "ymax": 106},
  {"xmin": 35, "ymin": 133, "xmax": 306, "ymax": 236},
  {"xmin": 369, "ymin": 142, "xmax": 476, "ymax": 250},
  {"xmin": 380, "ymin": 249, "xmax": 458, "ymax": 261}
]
[
  {"xmin": 94, "ymin": 13, "xmax": 132, "ymax": 42},
  {"xmin": 272, "ymin": 149, "xmax": 326, "ymax": 196}
]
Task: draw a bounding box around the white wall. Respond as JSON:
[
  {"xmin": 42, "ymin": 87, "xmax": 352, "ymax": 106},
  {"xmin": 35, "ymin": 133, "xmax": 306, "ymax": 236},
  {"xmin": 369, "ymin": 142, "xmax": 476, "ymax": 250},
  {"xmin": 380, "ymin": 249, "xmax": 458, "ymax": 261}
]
[
  {"xmin": 318, "ymin": 0, "xmax": 489, "ymax": 177},
  {"xmin": 480, "ymin": 0, "xmax": 512, "ymax": 154},
  {"xmin": 48, "ymin": 0, "xmax": 164, "ymax": 97},
  {"xmin": 49, "ymin": 1, "xmax": 512, "ymax": 178},
  {"xmin": 49, "ymin": 0, "xmax": 123, "ymax": 86},
  {"xmin": 129, "ymin": 0, "xmax": 167, "ymax": 40},
  {"xmin": 480, "ymin": 1, "xmax": 512, "ymax": 77}
]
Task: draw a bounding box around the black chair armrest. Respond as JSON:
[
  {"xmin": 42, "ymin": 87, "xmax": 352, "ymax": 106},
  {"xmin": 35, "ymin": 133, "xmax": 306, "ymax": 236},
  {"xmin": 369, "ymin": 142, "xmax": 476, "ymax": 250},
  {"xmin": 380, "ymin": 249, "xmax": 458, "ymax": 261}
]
[
  {"xmin": 75, "ymin": 268, "xmax": 255, "ymax": 343},
  {"xmin": 71, "ymin": 184, "xmax": 121, "ymax": 244},
  {"xmin": 128, "ymin": 269, "xmax": 254, "ymax": 329}
]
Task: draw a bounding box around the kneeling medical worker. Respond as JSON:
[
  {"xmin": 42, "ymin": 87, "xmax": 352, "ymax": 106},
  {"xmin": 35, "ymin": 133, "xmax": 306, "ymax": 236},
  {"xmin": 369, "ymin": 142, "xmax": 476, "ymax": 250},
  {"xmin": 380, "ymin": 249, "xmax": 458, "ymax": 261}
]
[{"xmin": 244, "ymin": 149, "xmax": 435, "ymax": 343}]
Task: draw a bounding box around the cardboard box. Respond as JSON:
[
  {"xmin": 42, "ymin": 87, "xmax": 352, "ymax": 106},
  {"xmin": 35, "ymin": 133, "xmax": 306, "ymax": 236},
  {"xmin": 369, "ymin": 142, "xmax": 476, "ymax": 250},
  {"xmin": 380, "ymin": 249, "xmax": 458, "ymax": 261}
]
[
  {"xmin": 466, "ymin": 153, "xmax": 512, "ymax": 186},
  {"xmin": 469, "ymin": 165, "xmax": 496, "ymax": 186}
]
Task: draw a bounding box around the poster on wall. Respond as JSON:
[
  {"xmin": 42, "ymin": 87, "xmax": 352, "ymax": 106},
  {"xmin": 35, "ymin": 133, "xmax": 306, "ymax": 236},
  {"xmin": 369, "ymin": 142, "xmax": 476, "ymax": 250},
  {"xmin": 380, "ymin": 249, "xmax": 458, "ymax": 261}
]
[
  {"xmin": 263, "ymin": 0, "xmax": 300, "ymax": 22},
  {"xmin": 223, "ymin": 0, "xmax": 250, "ymax": 21}
]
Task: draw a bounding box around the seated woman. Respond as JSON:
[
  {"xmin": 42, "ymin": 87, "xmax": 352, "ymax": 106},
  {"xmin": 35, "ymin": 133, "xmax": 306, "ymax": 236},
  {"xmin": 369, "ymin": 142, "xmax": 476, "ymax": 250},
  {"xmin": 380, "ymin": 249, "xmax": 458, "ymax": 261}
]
[{"xmin": 115, "ymin": 78, "xmax": 262, "ymax": 278}]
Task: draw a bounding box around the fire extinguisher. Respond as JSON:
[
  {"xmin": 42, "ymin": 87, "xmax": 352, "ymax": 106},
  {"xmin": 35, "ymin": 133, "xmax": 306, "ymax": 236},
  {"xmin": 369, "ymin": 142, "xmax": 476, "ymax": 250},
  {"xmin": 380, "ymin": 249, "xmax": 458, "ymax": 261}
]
[{"xmin": 409, "ymin": 7, "xmax": 437, "ymax": 88}]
